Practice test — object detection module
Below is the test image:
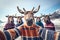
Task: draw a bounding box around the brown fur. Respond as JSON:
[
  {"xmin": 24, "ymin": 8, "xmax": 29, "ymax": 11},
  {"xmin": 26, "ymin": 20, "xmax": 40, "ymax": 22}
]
[{"xmin": 17, "ymin": 5, "xmax": 40, "ymax": 26}]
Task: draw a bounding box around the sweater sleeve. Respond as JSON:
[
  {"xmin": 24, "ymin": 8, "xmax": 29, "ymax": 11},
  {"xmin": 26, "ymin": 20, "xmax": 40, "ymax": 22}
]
[
  {"xmin": 39, "ymin": 28, "xmax": 60, "ymax": 40},
  {"xmin": 3, "ymin": 26, "xmax": 21, "ymax": 40}
]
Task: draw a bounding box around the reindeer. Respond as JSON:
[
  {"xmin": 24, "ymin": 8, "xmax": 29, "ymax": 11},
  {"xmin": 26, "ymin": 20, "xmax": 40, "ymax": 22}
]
[
  {"xmin": 36, "ymin": 17, "xmax": 44, "ymax": 28},
  {"xmin": 15, "ymin": 16, "xmax": 23, "ymax": 27},
  {"xmin": 0, "ymin": 5, "xmax": 60, "ymax": 40},
  {"xmin": 4, "ymin": 16, "xmax": 15, "ymax": 30}
]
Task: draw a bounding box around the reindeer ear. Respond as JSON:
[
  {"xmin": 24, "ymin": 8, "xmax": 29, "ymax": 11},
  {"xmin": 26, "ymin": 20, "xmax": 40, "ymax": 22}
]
[
  {"xmin": 33, "ymin": 5, "xmax": 40, "ymax": 13},
  {"xmin": 17, "ymin": 6, "xmax": 24, "ymax": 14}
]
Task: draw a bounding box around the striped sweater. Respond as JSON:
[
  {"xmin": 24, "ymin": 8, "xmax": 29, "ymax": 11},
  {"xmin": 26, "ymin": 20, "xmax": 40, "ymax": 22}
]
[{"xmin": 0, "ymin": 24, "xmax": 60, "ymax": 40}]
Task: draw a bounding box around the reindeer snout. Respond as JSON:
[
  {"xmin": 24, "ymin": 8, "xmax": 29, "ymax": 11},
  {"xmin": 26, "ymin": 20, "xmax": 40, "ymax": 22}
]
[
  {"xmin": 26, "ymin": 19, "xmax": 33, "ymax": 22},
  {"xmin": 26, "ymin": 19, "xmax": 33, "ymax": 26}
]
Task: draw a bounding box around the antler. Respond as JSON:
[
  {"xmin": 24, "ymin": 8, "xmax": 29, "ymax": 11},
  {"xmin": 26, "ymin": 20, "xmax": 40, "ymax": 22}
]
[
  {"xmin": 33, "ymin": 5, "xmax": 40, "ymax": 13},
  {"xmin": 17, "ymin": 6, "xmax": 24, "ymax": 14},
  {"xmin": 23, "ymin": 8, "xmax": 26, "ymax": 12},
  {"xmin": 31, "ymin": 7, "xmax": 35, "ymax": 11}
]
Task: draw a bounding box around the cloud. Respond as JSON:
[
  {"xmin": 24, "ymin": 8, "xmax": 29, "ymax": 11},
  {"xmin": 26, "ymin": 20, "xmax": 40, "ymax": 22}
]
[{"xmin": 0, "ymin": 0, "xmax": 60, "ymax": 20}]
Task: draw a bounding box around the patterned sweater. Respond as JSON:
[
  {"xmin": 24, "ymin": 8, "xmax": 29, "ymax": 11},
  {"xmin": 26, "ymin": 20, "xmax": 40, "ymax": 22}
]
[{"xmin": 0, "ymin": 24, "xmax": 60, "ymax": 40}]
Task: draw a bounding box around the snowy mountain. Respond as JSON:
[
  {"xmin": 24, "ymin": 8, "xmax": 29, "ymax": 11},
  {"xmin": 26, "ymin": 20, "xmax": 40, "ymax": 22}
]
[
  {"xmin": 0, "ymin": 20, "xmax": 4, "ymax": 24},
  {"xmin": 50, "ymin": 9, "xmax": 60, "ymax": 19},
  {"xmin": 0, "ymin": 20, "xmax": 6, "ymax": 26}
]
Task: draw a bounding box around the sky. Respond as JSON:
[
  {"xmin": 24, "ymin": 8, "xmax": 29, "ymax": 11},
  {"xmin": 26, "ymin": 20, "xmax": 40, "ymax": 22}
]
[{"xmin": 0, "ymin": 0, "xmax": 60, "ymax": 21}]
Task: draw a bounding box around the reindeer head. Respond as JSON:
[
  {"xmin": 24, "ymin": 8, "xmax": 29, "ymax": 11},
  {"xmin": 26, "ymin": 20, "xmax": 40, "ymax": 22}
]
[
  {"xmin": 7, "ymin": 16, "xmax": 14, "ymax": 24},
  {"xmin": 15, "ymin": 16, "xmax": 23, "ymax": 23},
  {"xmin": 44, "ymin": 15, "xmax": 51, "ymax": 24},
  {"xmin": 17, "ymin": 5, "xmax": 40, "ymax": 26},
  {"xmin": 36, "ymin": 17, "xmax": 41, "ymax": 22}
]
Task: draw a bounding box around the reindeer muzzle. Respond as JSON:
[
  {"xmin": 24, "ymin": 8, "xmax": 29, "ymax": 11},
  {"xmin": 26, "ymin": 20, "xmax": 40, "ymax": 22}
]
[
  {"xmin": 10, "ymin": 20, "xmax": 14, "ymax": 24},
  {"xmin": 26, "ymin": 19, "xmax": 33, "ymax": 26}
]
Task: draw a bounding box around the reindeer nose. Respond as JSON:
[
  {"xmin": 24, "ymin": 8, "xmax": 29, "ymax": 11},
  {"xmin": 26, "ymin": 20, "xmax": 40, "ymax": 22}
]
[{"xmin": 26, "ymin": 19, "xmax": 33, "ymax": 26}]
